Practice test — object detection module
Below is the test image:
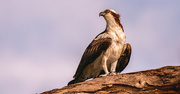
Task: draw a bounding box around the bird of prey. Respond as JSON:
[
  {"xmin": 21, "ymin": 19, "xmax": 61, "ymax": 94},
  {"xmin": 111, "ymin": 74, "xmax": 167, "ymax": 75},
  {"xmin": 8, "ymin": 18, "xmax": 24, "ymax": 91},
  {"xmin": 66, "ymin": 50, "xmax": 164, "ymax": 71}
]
[{"xmin": 68, "ymin": 9, "xmax": 131, "ymax": 85}]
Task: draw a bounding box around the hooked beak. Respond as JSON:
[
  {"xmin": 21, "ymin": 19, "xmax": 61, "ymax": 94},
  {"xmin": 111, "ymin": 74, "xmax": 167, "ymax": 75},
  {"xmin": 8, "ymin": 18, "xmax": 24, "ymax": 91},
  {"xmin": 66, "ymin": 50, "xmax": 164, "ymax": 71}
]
[{"xmin": 99, "ymin": 12, "xmax": 106, "ymax": 17}]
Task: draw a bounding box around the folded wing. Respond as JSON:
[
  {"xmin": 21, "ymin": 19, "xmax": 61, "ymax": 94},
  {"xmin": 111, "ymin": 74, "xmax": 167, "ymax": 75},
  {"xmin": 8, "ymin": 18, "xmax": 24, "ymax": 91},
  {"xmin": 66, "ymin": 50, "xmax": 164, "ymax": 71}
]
[
  {"xmin": 73, "ymin": 38, "xmax": 112, "ymax": 78},
  {"xmin": 116, "ymin": 43, "xmax": 131, "ymax": 73}
]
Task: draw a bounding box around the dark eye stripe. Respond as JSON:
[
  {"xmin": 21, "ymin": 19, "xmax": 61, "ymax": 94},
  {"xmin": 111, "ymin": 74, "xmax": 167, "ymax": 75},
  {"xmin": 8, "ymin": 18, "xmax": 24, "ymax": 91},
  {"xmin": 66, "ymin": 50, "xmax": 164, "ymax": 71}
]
[{"xmin": 110, "ymin": 12, "xmax": 123, "ymax": 30}]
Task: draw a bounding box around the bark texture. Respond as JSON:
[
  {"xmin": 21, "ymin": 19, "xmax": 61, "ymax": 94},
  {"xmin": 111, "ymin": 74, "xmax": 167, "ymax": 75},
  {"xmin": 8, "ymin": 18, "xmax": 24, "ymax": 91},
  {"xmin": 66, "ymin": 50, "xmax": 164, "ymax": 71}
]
[{"xmin": 41, "ymin": 66, "xmax": 180, "ymax": 94}]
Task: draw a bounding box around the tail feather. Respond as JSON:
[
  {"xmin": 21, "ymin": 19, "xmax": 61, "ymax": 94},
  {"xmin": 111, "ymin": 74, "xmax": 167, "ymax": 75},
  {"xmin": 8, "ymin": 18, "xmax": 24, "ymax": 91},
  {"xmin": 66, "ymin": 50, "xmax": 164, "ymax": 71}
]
[
  {"xmin": 68, "ymin": 79, "xmax": 75, "ymax": 85},
  {"xmin": 68, "ymin": 77, "xmax": 86, "ymax": 85}
]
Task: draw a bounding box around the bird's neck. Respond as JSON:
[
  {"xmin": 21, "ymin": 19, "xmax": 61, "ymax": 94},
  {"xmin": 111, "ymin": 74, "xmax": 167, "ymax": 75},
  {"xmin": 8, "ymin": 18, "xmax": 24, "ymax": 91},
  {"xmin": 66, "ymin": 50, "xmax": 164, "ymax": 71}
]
[
  {"xmin": 105, "ymin": 20, "xmax": 124, "ymax": 34},
  {"xmin": 105, "ymin": 16, "xmax": 124, "ymax": 33},
  {"xmin": 105, "ymin": 17, "xmax": 125, "ymax": 41}
]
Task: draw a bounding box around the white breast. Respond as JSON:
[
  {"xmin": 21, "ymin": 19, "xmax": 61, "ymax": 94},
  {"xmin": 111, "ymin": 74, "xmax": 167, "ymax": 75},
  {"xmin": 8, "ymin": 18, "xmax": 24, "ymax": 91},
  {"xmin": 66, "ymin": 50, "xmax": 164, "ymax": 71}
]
[
  {"xmin": 105, "ymin": 40, "xmax": 123, "ymax": 63},
  {"xmin": 105, "ymin": 28, "xmax": 126, "ymax": 67}
]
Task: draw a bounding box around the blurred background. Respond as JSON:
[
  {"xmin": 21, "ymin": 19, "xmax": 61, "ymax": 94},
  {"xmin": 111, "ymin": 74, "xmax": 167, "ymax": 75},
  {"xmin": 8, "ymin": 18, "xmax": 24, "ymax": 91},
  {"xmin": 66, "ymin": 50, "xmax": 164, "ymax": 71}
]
[{"xmin": 0, "ymin": 0, "xmax": 180, "ymax": 94}]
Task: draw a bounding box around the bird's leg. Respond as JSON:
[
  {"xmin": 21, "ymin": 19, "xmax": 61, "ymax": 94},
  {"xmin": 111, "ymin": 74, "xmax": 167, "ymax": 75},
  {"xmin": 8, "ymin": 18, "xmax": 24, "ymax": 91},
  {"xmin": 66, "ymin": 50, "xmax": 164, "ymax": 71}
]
[
  {"xmin": 110, "ymin": 61, "xmax": 117, "ymax": 75},
  {"xmin": 100, "ymin": 56, "xmax": 109, "ymax": 77}
]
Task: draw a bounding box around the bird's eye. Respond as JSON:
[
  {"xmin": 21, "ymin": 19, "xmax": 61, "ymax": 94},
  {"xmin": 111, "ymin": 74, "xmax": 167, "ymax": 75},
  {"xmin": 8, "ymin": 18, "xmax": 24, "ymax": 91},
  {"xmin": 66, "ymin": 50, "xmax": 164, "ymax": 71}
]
[{"xmin": 105, "ymin": 10, "xmax": 110, "ymax": 13}]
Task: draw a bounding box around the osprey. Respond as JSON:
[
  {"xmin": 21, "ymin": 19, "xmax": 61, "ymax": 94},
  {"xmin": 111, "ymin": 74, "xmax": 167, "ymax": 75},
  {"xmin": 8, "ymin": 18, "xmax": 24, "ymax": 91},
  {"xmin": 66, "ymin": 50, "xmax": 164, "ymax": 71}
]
[{"xmin": 68, "ymin": 9, "xmax": 131, "ymax": 85}]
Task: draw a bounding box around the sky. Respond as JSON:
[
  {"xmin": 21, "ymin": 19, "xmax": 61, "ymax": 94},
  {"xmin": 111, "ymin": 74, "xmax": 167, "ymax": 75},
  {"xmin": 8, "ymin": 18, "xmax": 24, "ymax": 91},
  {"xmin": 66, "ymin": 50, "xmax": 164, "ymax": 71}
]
[{"xmin": 0, "ymin": 0, "xmax": 180, "ymax": 94}]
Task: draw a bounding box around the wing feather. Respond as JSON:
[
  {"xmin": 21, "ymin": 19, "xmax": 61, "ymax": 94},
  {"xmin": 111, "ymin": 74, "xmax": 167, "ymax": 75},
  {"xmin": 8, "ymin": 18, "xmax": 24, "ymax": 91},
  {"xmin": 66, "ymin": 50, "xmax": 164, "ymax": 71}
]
[
  {"xmin": 73, "ymin": 38, "xmax": 112, "ymax": 78},
  {"xmin": 116, "ymin": 43, "xmax": 132, "ymax": 73}
]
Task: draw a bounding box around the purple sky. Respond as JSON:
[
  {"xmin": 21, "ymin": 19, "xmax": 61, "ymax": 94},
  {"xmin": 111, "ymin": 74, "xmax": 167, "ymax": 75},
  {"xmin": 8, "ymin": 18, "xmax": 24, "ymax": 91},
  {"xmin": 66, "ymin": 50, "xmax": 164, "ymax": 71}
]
[{"xmin": 0, "ymin": 0, "xmax": 180, "ymax": 94}]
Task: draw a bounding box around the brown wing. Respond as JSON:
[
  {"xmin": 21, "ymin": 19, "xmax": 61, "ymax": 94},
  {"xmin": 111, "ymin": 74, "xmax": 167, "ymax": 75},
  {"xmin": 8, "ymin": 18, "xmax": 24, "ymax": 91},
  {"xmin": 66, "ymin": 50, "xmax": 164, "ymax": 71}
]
[
  {"xmin": 116, "ymin": 43, "xmax": 132, "ymax": 73},
  {"xmin": 73, "ymin": 38, "xmax": 112, "ymax": 78}
]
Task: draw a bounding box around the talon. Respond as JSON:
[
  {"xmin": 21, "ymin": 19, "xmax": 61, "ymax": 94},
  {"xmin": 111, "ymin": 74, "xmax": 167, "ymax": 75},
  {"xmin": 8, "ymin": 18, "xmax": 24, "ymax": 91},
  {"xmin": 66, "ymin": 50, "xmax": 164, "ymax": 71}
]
[
  {"xmin": 109, "ymin": 72, "xmax": 117, "ymax": 75},
  {"xmin": 116, "ymin": 72, "xmax": 121, "ymax": 75},
  {"xmin": 99, "ymin": 73, "xmax": 110, "ymax": 77},
  {"xmin": 99, "ymin": 74, "xmax": 107, "ymax": 77}
]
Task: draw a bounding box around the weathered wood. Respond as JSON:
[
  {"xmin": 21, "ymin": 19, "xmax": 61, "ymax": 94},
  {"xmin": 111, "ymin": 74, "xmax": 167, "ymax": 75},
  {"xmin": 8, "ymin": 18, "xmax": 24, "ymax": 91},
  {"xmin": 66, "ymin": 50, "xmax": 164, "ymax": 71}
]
[{"xmin": 41, "ymin": 66, "xmax": 180, "ymax": 94}]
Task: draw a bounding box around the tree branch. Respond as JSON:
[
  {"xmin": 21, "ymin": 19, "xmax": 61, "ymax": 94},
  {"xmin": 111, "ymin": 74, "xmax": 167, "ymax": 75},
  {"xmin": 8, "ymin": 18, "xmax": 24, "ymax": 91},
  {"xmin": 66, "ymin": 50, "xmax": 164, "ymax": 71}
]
[{"xmin": 41, "ymin": 66, "xmax": 180, "ymax": 94}]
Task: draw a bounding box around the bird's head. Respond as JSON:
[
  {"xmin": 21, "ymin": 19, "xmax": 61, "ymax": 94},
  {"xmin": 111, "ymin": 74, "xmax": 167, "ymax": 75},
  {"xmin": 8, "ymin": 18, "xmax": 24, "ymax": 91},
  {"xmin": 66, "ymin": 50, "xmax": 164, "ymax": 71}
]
[{"xmin": 99, "ymin": 9, "xmax": 121, "ymax": 27}]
